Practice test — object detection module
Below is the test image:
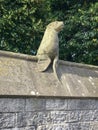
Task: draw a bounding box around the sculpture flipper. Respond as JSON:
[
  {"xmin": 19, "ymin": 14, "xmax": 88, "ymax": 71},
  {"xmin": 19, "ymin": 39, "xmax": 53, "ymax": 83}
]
[{"xmin": 37, "ymin": 55, "xmax": 51, "ymax": 72}]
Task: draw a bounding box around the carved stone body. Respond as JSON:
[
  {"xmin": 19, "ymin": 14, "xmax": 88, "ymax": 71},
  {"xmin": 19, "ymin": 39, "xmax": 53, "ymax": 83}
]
[{"xmin": 37, "ymin": 21, "xmax": 64, "ymax": 80}]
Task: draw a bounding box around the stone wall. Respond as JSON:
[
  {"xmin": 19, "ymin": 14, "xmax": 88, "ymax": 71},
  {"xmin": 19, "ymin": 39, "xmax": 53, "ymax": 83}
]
[{"xmin": 0, "ymin": 97, "xmax": 98, "ymax": 130}]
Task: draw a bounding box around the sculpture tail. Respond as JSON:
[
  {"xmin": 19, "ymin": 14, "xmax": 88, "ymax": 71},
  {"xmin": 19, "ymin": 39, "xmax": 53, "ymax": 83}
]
[{"xmin": 53, "ymin": 56, "xmax": 61, "ymax": 82}]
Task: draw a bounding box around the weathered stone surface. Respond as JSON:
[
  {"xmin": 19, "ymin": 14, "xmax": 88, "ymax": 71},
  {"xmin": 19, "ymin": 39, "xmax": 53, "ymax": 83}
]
[
  {"xmin": 1, "ymin": 51, "xmax": 98, "ymax": 129},
  {"xmin": 46, "ymin": 99, "xmax": 67, "ymax": 110},
  {"xmin": 78, "ymin": 110, "xmax": 93, "ymax": 121},
  {"xmin": 0, "ymin": 98, "xmax": 98, "ymax": 129},
  {"xmin": 0, "ymin": 98, "xmax": 25, "ymax": 112},
  {"xmin": 18, "ymin": 126, "xmax": 35, "ymax": 130},
  {"xmin": 0, "ymin": 50, "xmax": 98, "ymax": 97},
  {"xmin": 0, "ymin": 113, "xmax": 15, "ymax": 128},
  {"xmin": 1, "ymin": 127, "xmax": 35, "ymax": 130},
  {"xmin": 90, "ymin": 122, "xmax": 98, "ymax": 130},
  {"xmin": 37, "ymin": 124, "xmax": 69, "ymax": 130},
  {"xmin": 68, "ymin": 99, "xmax": 98, "ymax": 110},
  {"xmin": 17, "ymin": 112, "xmax": 51, "ymax": 127},
  {"xmin": 37, "ymin": 123, "xmax": 90, "ymax": 130},
  {"xmin": 26, "ymin": 98, "xmax": 46, "ymax": 111},
  {"xmin": 69, "ymin": 123, "xmax": 90, "ymax": 130},
  {"xmin": 89, "ymin": 99, "xmax": 98, "ymax": 109},
  {"xmin": 67, "ymin": 99, "xmax": 92, "ymax": 110}
]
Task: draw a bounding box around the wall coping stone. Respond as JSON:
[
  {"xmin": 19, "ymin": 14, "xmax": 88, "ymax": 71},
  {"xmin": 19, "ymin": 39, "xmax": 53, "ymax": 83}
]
[{"xmin": 0, "ymin": 50, "xmax": 98, "ymax": 97}]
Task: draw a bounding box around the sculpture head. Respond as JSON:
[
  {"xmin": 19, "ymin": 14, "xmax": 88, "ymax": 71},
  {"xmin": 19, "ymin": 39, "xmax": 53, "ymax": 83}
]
[{"xmin": 47, "ymin": 21, "xmax": 64, "ymax": 32}]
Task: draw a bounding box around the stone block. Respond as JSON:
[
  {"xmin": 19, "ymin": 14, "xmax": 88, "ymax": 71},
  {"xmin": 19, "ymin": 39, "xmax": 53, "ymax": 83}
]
[
  {"xmin": 26, "ymin": 98, "xmax": 46, "ymax": 111},
  {"xmin": 0, "ymin": 113, "xmax": 16, "ymax": 129},
  {"xmin": 69, "ymin": 123, "xmax": 90, "ymax": 130},
  {"xmin": 37, "ymin": 124, "xmax": 69, "ymax": 130},
  {"xmin": 17, "ymin": 111, "xmax": 51, "ymax": 127},
  {"xmin": 90, "ymin": 110, "xmax": 98, "ymax": 121},
  {"xmin": 46, "ymin": 99, "xmax": 68, "ymax": 110},
  {"xmin": 89, "ymin": 99, "xmax": 98, "ymax": 109},
  {"xmin": 79, "ymin": 123, "xmax": 90, "ymax": 130},
  {"xmin": 78, "ymin": 110, "xmax": 93, "ymax": 121},
  {"xmin": 68, "ymin": 99, "xmax": 91, "ymax": 110},
  {"xmin": 50, "ymin": 111, "xmax": 67, "ymax": 124},
  {"xmin": 0, "ymin": 98, "xmax": 25, "ymax": 112},
  {"xmin": 67, "ymin": 111, "xmax": 79, "ymax": 123},
  {"xmin": 1, "ymin": 127, "xmax": 35, "ymax": 130}
]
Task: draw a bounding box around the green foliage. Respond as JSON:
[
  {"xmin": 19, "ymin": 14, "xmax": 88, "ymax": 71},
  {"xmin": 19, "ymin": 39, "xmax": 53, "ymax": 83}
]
[
  {"xmin": 0, "ymin": 0, "xmax": 98, "ymax": 65},
  {"xmin": 61, "ymin": 1, "xmax": 98, "ymax": 65},
  {"xmin": 0, "ymin": 0, "xmax": 48, "ymax": 54}
]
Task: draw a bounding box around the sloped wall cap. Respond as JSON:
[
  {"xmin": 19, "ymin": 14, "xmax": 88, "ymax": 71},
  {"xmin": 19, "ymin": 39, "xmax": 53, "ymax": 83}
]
[{"xmin": 0, "ymin": 50, "xmax": 98, "ymax": 97}]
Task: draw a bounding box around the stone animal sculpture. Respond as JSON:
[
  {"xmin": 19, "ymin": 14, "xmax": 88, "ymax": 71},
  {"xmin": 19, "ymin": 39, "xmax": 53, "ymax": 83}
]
[
  {"xmin": 1, "ymin": 21, "xmax": 64, "ymax": 82},
  {"xmin": 37, "ymin": 21, "xmax": 64, "ymax": 81}
]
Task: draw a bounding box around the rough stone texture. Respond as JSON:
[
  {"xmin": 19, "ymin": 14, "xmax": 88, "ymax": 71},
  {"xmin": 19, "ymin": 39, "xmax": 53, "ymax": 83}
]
[
  {"xmin": 0, "ymin": 113, "xmax": 15, "ymax": 128},
  {"xmin": 0, "ymin": 98, "xmax": 25, "ymax": 112},
  {"xmin": 0, "ymin": 51, "xmax": 98, "ymax": 129},
  {"xmin": 0, "ymin": 50, "xmax": 98, "ymax": 97},
  {"xmin": 0, "ymin": 98, "xmax": 98, "ymax": 129}
]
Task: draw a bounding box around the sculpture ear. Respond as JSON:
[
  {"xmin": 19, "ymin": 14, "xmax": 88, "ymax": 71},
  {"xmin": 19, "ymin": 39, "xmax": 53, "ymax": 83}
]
[{"xmin": 37, "ymin": 55, "xmax": 51, "ymax": 72}]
